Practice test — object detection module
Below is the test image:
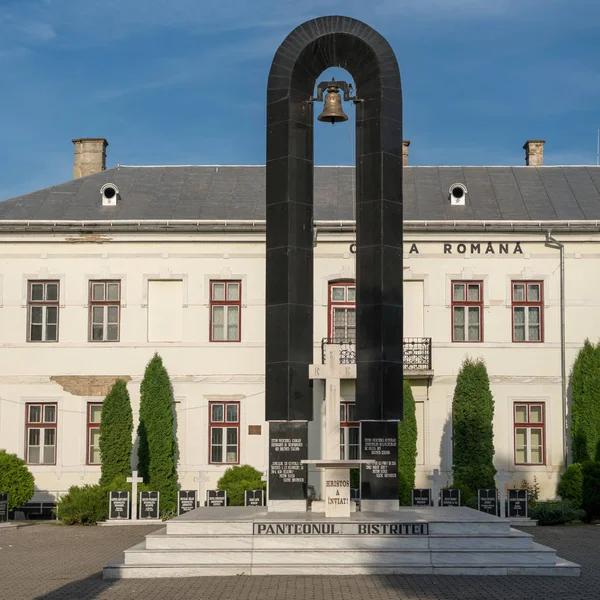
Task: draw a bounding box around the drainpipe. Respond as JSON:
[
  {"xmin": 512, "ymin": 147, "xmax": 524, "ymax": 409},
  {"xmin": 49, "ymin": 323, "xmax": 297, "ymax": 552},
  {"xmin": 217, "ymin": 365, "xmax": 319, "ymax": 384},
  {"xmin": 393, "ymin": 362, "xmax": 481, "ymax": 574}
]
[{"xmin": 545, "ymin": 230, "xmax": 567, "ymax": 468}]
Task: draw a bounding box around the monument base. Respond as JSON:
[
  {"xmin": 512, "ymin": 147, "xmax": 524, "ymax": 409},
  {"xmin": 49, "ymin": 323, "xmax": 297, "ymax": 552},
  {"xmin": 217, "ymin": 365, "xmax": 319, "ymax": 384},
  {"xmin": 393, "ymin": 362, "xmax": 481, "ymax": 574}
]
[
  {"xmin": 361, "ymin": 500, "xmax": 399, "ymax": 513},
  {"xmin": 267, "ymin": 500, "xmax": 306, "ymax": 512},
  {"xmin": 103, "ymin": 506, "xmax": 579, "ymax": 578}
]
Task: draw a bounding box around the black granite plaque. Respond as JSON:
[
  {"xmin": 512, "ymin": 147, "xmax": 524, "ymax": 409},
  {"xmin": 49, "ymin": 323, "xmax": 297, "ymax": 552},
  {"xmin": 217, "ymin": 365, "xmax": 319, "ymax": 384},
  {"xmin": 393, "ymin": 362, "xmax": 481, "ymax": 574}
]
[
  {"xmin": 139, "ymin": 491, "xmax": 159, "ymax": 519},
  {"xmin": 207, "ymin": 490, "xmax": 227, "ymax": 507},
  {"xmin": 0, "ymin": 493, "xmax": 8, "ymax": 522},
  {"xmin": 360, "ymin": 421, "xmax": 398, "ymax": 500},
  {"xmin": 507, "ymin": 489, "xmax": 528, "ymax": 518},
  {"xmin": 441, "ymin": 489, "xmax": 461, "ymax": 507},
  {"xmin": 478, "ymin": 489, "xmax": 498, "ymax": 516},
  {"xmin": 268, "ymin": 422, "xmax": 308, "ymax": 500},
  {"xmin": 411, "ymin": 489, "xmax": 432, "ymax": 507},
  {"xmin": 109, "ymin": 491, "xmax": 129, "ymax": 520},
  {"xmin": 178, "ymin": 490, "xmax": 197, "ymax": 515},
  {"xmin": 245, "ymin": 489, "xmax": 265, "ymax": 507}
]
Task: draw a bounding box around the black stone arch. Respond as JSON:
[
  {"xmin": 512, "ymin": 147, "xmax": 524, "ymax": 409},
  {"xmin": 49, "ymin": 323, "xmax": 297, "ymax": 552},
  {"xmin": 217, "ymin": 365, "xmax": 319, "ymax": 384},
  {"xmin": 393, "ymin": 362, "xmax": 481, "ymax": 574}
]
[{"xmin": 266, "ymin": 16, "xmax": 403, "ymax": 422}]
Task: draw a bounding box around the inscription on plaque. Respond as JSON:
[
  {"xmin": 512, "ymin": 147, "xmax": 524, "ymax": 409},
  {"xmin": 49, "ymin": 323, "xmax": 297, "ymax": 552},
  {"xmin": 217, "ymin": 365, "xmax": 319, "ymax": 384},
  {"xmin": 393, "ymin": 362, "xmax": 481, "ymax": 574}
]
[
  {"xmin": 253, "ymin": 522, "xmax": 429, "ymax": 535},
  {"xmin": 268, "ymin": 422, "xmax": 307, "ymax": 500},
  {"xmin": 139, "ymin": 491, "xmax": 159, "ymax": 519},
  {"xmin": 207, "ymin": 490, "xmax": 227, "ymax": 507},
  {"xmin": 178, "ymin": 490, "xmax": 197, "ymax": 515},
  {"xmin": 109, "ymin": 491, "xmax": 130, "ymax": 520},
  {"xmin": 441, "ymin": 489, "xmax": 461, "ymax": 507},
  {"xmin": 325, "ymin": 469, "xmax": 351, "ymax": 518},
  {"xmin": 507, "ymin": 489, "xmax": 528, "ymax": 518},
  {"xmin": 245, "ymin": 489, "xmax": 265, "ymax": 507},
  {"xmin": 478, "ymin": 489, "xmax": 498, "ymax": 516},
  {"xmin": 0, "ymin": 493, "xmax": 8, "ymax": 522},
  {"xmin": 412, "ymin": 488, "xmax": 432, "ymax": 507},
  {"xmin": 360, "ymin": 421, "xmax": 398, "ymax": 500}
]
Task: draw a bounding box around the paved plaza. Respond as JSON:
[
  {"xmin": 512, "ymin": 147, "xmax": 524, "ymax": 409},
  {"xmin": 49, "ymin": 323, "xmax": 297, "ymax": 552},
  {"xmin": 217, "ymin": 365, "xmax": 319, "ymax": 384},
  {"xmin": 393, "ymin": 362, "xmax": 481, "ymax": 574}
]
[{"xmin": 0, "ymin": 522, "xmax": 599, "ymax": 600}]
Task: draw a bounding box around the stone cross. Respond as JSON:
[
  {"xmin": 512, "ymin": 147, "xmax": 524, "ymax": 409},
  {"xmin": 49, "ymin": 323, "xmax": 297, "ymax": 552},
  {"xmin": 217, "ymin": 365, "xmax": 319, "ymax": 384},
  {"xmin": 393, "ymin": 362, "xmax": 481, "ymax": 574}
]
[
  {"xmin": 427, "ymin": 469, "xmax": 444, "ymax": 508},
  {"xmin": 127, "ymin": 470, "xmax": 144, "ymax": 521},
  {"xmin": 495, "ymin": 469, "xmax": 511, "ymax": 518},
  {"xmin": 194, "ymin": 472, "xmax": 210, "ymax": 507}
]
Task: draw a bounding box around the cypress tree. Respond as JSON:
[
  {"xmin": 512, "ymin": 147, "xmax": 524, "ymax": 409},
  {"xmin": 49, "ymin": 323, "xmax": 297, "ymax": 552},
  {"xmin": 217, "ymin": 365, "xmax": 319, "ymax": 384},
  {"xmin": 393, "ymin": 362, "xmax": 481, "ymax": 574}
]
[
  {"xmin": 137, "ymin": 353, "xmax": 178, "ymax": 513},
  {"xmin": 398, "ymin": 380, "xmax": 418, "ymax": 505},
  {"xmin": 99, "ymin": 379, "xmax": 133, "ymax": 486},
  {"xmin": 452, "ymin": 357, "xmax": 496, "ymax": 496},
  {"xmin": 571, "ymin": 340, "xmax": 600, "ymax": 462}
]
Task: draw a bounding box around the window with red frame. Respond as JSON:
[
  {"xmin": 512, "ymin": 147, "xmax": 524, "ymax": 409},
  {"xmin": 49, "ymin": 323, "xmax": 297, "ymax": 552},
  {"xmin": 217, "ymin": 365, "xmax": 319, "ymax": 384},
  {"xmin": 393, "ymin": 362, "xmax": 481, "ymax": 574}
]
[
  {"xmin": 26, "ymin": 403, "xmax": 57, "ymax": 464},
  {"xmin": 87, "ymin": 403, "xmax": 102, "ymax": 464},
  {"xmin": 451, "ymin": 281, "xmax": 483, "ymax": 342},
  {"xmin": 210, "ymin": 281, "xmax": 241, "ymax": 341},
  {"xmin": 28, "ymin": 280, "xmax": 59, "ymax": 342},
  {"xmin": 512, "ymin": 282, "xmax": 543, "ymax": 342},
  {"xmin": 89, "ymin": 280, "xmax": 121, "ymax": 342},
  {"xmin": 514, "ymin": 403, "xmax": 545, "ymax": 465},
  {"xmin": 340, "ymin": 402, "xmax": 360, "ymax": 460},
  {"xmin": 329, "ymin": 282, "xmax": 356, "ymax": 341},
  {"xmin": 209, "ymin": 402, "xmax": 239, "ymax": 463}
]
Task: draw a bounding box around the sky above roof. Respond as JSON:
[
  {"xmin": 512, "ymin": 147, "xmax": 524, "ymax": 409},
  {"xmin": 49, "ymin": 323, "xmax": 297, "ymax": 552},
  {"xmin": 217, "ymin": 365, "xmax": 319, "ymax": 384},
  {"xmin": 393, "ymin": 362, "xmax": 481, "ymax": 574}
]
[{"xmin": 1, "ymin": 0, "xmax": 599, "ymax": 200}]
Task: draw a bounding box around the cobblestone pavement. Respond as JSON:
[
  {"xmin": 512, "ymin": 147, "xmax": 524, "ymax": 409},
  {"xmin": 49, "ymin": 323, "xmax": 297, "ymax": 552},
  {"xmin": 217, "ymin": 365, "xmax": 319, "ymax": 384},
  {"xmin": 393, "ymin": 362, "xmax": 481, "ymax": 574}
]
[{"xmin": 0, "ymin": 522, "xmax": 599, "ymax": 600}]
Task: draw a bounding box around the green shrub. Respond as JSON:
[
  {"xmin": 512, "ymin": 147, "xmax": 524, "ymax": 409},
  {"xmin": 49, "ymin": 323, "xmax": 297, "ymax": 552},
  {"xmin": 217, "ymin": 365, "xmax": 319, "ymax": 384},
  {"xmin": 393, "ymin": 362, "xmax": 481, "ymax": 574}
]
[
  {"xmin": 529, "ymin": 501, "xmax": 585, "ymax": 526},
  {"xmin": 452, "ymin": 358, "xmax": 496, "ymax": 494},
  {"xmin": 99, "ymin": 379, "xmax": 133, "ymax": 486},
  {"xmin": 449, "ymin": 481, "xmax": 474, "ymax": 505},
  {"xmin": 581, "ymin": 461, "xmax": 600, "ymax": 522},
  {"xmin": 557, "ymin": 463, "xmax": 583, "ymax": 507},
  {"xmin": 137, "ymin": 353, "xmax": 179, "ymax": 513},
  {"xmin": 217, "ymin": 465, "xmax": 265, "ymax": 506},
  {"xmin": 520, "ymin": 477, "xmax": 540, "ymax": 508},
  {"xmin": 398, "ymin": 381, "xmax": 417, "ymax": 506},
  {"xmin": 570, "ymin": 340, "xmax": 600, "ymax": 463},
  {"xmin": 0, "ymin": 450, "xmax": 35, "ymax": 511},
  {"xmin": 56, "ymin": 484, "xmax": 108, "ymax": 525}
]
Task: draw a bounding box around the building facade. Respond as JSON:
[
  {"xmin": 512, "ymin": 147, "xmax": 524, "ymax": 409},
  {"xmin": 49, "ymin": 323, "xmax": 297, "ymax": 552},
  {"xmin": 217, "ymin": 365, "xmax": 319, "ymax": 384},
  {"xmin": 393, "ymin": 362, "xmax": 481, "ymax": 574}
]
[{"xmin": 1, "ymin": 138, "xmax": 599, "ymax": 504}]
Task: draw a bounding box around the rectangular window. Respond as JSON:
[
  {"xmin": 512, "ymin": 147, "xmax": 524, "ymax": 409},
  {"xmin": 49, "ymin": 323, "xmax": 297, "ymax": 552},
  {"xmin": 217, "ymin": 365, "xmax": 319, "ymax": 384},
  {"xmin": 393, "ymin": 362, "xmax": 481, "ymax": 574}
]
[
  {"xmin": 340, "ymin": 402, "xmax": 360, "ymax": 460},
  {"xmin": 28, "ymin": 281, "xmax": 59, "ymax": 342},
  {"xmin": 89, "ymin": 281, "xmax": 121, "ymax": 342},
  {"xmin": 451, "ymin": 281, "xmax": 482, "ymax": 342},
  {"xmin": 329, "ymin": 282, "xmax": 356, "ymax": 341},
  {"xmin": 514, "ymin": 403, "xmax": 545, "ymax": 465},
  {"xmin": 26, "ymin": 403, "xmax": 57, "ymax": 465},
  {"xmin": 512, "ymin": 282, "xmax": 543, "ymax": 342},
  {"xmin": 209, "ymin": 401, "xmax": 240, "ymax": 464},
  {"xmin": 87, "ymin": 403, "xmax": 102, "ymax": 465},
  {"xmin": 210, "ymin": 281, "xmax": 241, "ymax": 342}
]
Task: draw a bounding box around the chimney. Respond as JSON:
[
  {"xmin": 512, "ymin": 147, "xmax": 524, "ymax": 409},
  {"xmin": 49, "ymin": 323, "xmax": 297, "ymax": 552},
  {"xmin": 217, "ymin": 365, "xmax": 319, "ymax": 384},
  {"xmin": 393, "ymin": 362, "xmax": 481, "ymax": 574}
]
[
  {"xmin": 402, "ymin": 140, "xmax": 410, "ymax": 166},
  {"xmin": 72, "ymin": 138, "xmax": 108, "ymax": 179},
  {"xmin": 523, "ymin": 140, "xmax": 545, "ymax": 166}
]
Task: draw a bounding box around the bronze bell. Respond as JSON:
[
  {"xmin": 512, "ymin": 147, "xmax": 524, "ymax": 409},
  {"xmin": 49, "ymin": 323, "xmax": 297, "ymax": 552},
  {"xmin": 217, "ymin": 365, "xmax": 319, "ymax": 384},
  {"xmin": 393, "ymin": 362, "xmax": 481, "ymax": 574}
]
[{"xmin": 317, "ymin": 86, "xmax": 349, "ymax": 124}]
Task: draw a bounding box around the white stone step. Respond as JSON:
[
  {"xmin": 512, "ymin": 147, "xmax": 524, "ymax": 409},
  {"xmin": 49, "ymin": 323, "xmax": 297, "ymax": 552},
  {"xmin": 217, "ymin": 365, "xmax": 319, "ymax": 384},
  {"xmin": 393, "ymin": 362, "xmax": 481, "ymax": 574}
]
[{"xmin": 431, "ymin": 543, "xmax": 557, "ymax": 567}]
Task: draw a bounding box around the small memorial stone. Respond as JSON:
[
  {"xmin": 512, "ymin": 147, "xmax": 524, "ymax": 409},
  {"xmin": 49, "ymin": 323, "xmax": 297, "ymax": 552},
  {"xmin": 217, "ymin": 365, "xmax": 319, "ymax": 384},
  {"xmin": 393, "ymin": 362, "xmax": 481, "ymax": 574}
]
[
  {"xmin": 244, "ymin": 489, "xmax": 265, "ymax": 507},
  {"xmin": 507, "ymin": 489, "xmax": 528, "ymax": 518},
  {"xmin": 139, "ymin": 491, "xmax": 159, "ymax": 519},
  {"xmin": 178, "ymin": 490, "xmax": 197, "ymax": 515},
  {"xmin": 478, "ymin": 489, "xmax": 498, "ymax": 516},
  {"xmin": 109, "ymin": 491, "xmax": 130, "ymax": 520},
  {"xmin": 0, "ymin": 493, "xmax": 8, "ymax": 522},
  {"xmin": 412, "ymin": 488, "xmax": 432, "ymax": 507},
  {"xmin": 207, "ymin": 490, "xmax": 227, "ymax": 507},
  {"xmin": 441, "ymin": 488, "xmax": 461, "ymax": 507}
]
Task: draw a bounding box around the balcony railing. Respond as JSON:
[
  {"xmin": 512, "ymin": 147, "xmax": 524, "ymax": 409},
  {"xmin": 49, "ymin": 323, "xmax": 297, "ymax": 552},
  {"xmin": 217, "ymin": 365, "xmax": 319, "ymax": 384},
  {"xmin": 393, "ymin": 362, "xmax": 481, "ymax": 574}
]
[{"xmin": 321, "ymin": 337, "xmax": 432, "ymax": 371}]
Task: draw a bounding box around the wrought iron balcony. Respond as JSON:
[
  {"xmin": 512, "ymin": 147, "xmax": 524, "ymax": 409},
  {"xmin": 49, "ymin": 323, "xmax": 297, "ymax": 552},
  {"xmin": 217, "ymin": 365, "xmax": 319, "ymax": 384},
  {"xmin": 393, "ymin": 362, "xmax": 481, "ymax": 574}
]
[{"xmin": 321, "ymin": 337, "xmax": 432, "ymax": 371}]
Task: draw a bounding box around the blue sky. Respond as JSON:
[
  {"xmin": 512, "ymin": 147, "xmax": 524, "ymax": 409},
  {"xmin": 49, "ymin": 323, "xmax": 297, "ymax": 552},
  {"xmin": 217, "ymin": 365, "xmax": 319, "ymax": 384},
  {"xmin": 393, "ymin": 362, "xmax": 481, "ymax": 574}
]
[{"xmin": 1, "ymin": 0, "xmax": 599, "ymax": 199}]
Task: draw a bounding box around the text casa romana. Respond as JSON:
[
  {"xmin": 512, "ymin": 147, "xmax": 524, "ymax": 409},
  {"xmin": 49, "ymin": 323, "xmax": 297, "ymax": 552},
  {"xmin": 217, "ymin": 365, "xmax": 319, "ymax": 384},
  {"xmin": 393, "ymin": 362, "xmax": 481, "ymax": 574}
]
[{"xmin": 408, "ymin": 242, "xmax": 523, "ymax": 255}]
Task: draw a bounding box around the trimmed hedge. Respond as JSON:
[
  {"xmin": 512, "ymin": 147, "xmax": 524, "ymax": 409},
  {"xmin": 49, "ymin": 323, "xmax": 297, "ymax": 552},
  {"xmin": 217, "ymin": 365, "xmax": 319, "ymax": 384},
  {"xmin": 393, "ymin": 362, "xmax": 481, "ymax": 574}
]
[
  {"xmin": 452, "ymin": 357, "xmax": 496, "ymax": 493},
  {"xmin": 398, "ymin": 381, "xmax": 418, "ymax": 506},
  {"xmin": 570, "ymin": 340, "xmax": 600, "ymax": 462},
  {"xmin": 217, "ymin": 465, "xmax": 266, "ymax": 506},
  {"xmin": 529, "ymin": 501, "xmax": 585, "ymax": 526},
  {"xmin": 99, "ymin": 379, "xmax": 133, "ymax": 486},
  {"xmin": 137, "ymin": 353, "xmax": 179, "ymax": 514},
  {"xmin": 582, "ymin": 461, "xmax": 600, "ymax": 522},
  {"xmin": 0, "ymin": 450, "xmax": 35, "ymax": 511}
]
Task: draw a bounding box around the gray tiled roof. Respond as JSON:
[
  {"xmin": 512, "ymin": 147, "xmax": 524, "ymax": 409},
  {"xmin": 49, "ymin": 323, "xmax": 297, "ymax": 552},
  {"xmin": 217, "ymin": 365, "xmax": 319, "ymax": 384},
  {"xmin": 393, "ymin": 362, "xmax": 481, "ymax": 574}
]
[{"xmin": 1, "ymin": 165, "xmax": 600, "ymax": 222}]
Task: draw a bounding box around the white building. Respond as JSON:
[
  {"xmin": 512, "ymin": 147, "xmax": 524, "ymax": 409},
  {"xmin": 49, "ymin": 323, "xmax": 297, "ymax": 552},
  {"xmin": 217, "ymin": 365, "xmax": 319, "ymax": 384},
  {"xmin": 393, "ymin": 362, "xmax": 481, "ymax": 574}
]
[{"xmin": 1, "ymin": 137, "xmax": 599, "ymax": 507}]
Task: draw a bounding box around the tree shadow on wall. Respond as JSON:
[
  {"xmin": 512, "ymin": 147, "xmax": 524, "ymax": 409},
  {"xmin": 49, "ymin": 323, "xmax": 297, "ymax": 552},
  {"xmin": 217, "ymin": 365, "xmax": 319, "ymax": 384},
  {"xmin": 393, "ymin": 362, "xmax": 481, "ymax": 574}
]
[{"xmin": 439, "ymin": 415, "xmax": 453, "ymax": 485}]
